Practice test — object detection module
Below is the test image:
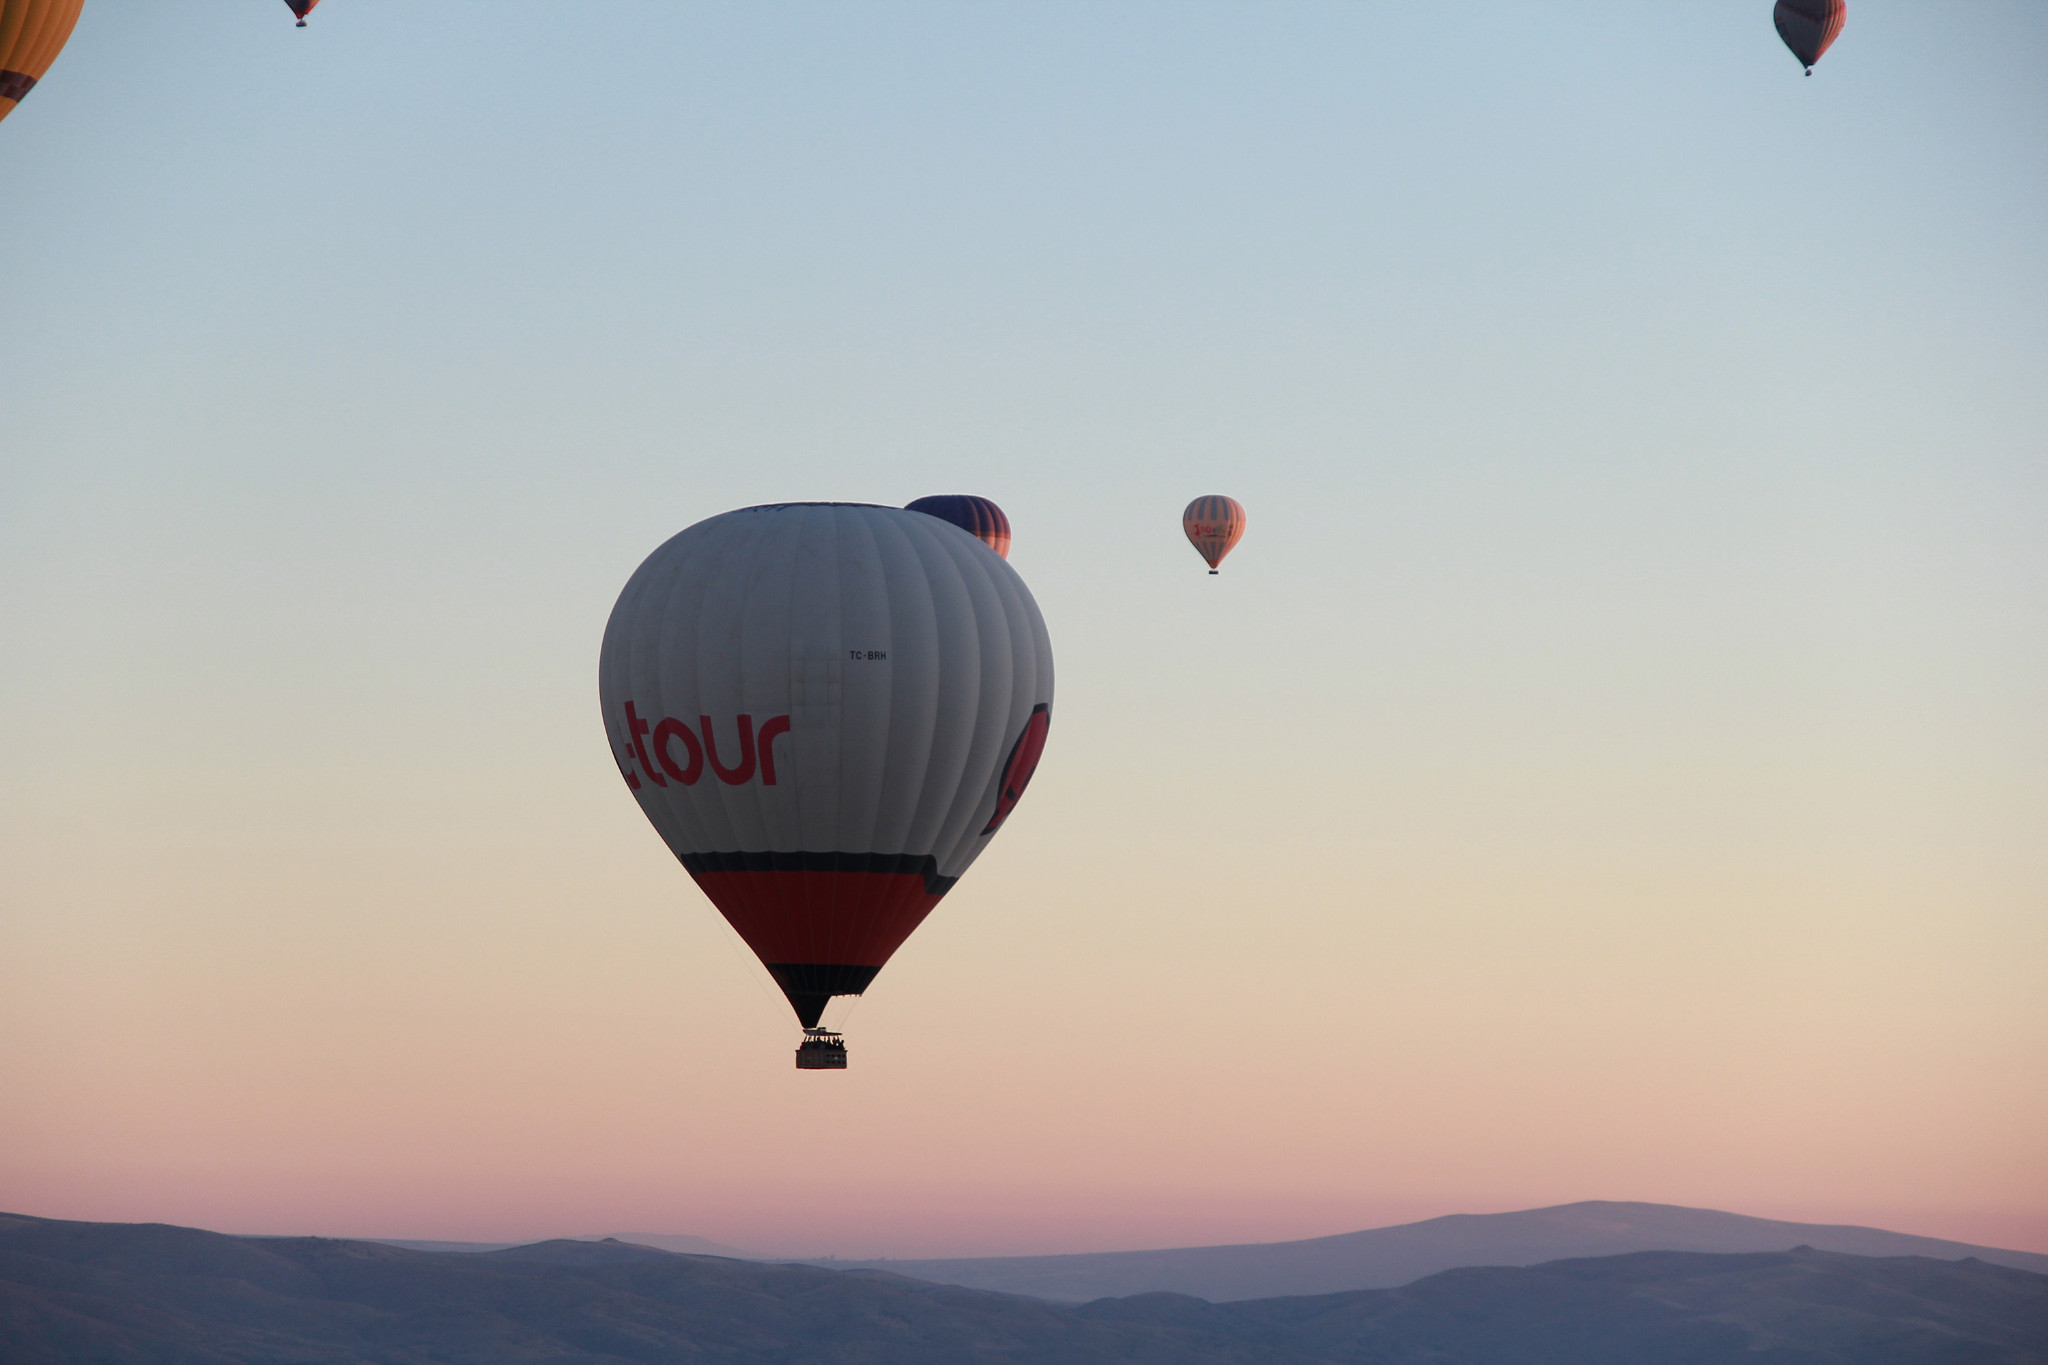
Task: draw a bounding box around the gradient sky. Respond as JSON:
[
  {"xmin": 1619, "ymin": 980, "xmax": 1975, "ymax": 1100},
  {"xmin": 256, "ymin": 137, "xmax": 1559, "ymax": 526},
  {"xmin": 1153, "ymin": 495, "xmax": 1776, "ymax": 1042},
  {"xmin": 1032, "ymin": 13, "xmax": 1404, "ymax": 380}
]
[{"xmin": 3, "ymin": 1, "xmax": 2044, "ymax": 1259}]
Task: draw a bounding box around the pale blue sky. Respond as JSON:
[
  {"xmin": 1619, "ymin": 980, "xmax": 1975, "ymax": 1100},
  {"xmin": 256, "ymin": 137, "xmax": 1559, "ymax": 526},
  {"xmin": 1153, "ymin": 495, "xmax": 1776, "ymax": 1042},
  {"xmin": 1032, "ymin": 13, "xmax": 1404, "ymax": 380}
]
[{"xmin": 3, "ymin": 2, "xmax": 2045, "ymax": 1255}]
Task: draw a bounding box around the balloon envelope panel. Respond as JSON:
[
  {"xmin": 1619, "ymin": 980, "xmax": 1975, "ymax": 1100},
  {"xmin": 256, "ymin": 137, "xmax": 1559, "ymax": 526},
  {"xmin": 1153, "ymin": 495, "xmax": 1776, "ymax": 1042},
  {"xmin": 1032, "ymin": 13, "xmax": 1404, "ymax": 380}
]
[
  {"xmin": 0, "ymin": 0, "xmax": 84, "ymax": 123},
  {"xmin": 599, "ymin": 503, "xmax": 1053, "ymax": 1025}
]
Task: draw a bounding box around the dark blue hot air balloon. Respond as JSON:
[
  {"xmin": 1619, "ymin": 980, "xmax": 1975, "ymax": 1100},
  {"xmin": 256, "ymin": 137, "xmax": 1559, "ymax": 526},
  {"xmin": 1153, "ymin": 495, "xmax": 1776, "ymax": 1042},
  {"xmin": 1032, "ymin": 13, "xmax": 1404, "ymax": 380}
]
[{"xmin": 906, "ymin": 495, "xmax": 1011, "ymax": 559}]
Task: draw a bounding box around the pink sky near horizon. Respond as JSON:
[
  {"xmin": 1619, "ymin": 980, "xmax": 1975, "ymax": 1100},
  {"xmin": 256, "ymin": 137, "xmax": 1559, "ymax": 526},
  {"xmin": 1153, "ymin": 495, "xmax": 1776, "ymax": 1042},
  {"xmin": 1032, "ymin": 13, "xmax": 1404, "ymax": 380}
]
[
  {"xmin": 6, "ymin": 720, "xmax": 2044, "ymax": 1258},
  {"xmin": 7, "ymin": 1165, "xmax": 2046, "ymax": 1261}
]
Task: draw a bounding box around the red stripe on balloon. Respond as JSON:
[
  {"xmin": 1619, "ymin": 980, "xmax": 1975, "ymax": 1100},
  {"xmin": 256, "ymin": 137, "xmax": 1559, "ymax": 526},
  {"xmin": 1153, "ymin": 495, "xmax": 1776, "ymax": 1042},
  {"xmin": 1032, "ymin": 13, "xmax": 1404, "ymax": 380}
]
[{"xmin": 687, "ymin": 869, "xmax": 948, "ymax": 969}]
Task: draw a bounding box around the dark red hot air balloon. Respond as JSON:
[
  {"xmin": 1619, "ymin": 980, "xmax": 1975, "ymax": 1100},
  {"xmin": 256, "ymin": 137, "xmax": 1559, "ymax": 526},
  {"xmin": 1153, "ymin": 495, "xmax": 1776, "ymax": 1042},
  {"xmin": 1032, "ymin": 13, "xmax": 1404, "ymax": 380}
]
[
  {"xmin": 284, "ymin": 0, "xmax": 319, "ymax": 27},
  {"xmin": 1774, "ymin": 0, "xmax": 1845, "ymax": 74},
  {"xmin": 907, "ymin": 495, "xmax": 1012, "ymax": 559},
  {"xmin": 1183, "ymin": 496, "xmax": 1246, "ymax": 574}
]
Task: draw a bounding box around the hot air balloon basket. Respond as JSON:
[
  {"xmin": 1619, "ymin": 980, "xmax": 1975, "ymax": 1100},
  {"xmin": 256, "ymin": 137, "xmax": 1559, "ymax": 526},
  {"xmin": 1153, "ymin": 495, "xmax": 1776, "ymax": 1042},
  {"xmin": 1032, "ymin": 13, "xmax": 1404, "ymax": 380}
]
[{"xmin": 795, "ymin": 1031, "xmax": 848, "ymax": 1070}]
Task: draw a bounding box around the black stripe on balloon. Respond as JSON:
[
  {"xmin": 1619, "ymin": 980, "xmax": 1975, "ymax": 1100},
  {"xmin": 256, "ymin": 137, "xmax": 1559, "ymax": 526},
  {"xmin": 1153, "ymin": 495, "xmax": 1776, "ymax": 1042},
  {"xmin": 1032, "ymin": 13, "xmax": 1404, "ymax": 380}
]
[
  {"xmin": 735, "ymin": 501, "xmax": 889, "ymax": 513},
  {"xmin": 768, "ymin": 964, "xmax": 884, "ymax": 1026},
  {"xmin": 678, "ymin": 850, "xmax": 958, "ymax": 896},
  {"xmin": 768, "ymin": 964, "xmax": 882, "ymax": 995},
  {"xmin": 0, "ymin": 71, "xmax": 38, "ymax": 103}
]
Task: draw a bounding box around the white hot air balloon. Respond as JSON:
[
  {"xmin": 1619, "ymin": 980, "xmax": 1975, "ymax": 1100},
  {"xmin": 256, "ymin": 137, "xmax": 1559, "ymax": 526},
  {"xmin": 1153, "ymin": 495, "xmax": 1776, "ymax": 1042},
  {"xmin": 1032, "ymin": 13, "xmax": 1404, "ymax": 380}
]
[{"xmin": 599, "ymin": 503, "xmax": 1054, "ymax": 1067}]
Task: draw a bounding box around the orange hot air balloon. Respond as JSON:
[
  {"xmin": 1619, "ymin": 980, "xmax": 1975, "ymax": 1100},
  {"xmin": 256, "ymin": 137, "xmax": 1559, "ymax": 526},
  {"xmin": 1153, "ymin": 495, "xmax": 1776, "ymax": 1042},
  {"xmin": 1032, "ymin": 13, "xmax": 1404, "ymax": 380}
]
[
  {"xmin": 284, "ymin": 0, "xmax": 319, "ymax": 26},
  {"xmin": 0, "ymin": 0, "xmax": 84, "ymax": 126},
  {"xmin": 1774, "ymin": 0, "xmax": 1845, "ymax": 74},
  {"xmin": 1183, "ymin": 496, "xmax": 1245, "ymax": 574}
]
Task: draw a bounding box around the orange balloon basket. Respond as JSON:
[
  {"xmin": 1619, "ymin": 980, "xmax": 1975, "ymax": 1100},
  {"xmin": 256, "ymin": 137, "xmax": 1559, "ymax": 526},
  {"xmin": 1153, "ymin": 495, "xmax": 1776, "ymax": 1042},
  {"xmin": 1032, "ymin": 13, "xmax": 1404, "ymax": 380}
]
[{"xmin": 795, "ymin": 1029, "xmax": 848, "ymax": 1070}]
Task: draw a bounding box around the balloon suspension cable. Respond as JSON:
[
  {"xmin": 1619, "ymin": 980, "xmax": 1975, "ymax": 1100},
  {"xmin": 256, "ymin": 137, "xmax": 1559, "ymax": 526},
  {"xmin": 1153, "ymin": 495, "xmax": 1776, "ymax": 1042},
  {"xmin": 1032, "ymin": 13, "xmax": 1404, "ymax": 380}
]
[{"xmin": 836, "ymin": 989, "xmax": 865, "ymax": 1033}]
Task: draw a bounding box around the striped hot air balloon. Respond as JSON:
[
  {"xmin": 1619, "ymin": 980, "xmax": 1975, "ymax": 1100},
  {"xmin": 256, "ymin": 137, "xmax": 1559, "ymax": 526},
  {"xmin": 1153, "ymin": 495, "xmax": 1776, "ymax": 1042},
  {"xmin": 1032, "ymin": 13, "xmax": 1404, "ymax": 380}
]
[
  {"xmin": 906, "ymin": 495, "xmax": 1012, "ymax": 559},
  {"xmin": 599, "ymin": 503, "xmax": 1054, "ymax": 1066},
  {"xmin": 0, "ymin": 0, "xmax": 83, "ymax": 125},
  {"xmin": 1183, "ymin": 496, "xmax": 1246, "ymax": 574},
  {"xmin": 284, "ymin": 0, "xmax": 320, "ymax": 26},
  {"xmin": 1774, "ymin": 0, "xmax": 1845, "ymax": 74}
]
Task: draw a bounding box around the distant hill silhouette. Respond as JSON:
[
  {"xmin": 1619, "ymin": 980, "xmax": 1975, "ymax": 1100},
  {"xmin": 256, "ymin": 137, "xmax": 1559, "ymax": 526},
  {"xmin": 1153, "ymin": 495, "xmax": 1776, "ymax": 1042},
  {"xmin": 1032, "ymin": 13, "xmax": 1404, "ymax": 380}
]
[
  {"xmin": 3, "ymin": 1210, "xmax": 2045, "ymax": 1363},
  {"xmin": 823, "ymin": 1199, "xmax": 2048, "ymax": 1302},
  {"xmin": 593, "ymin": 1230, "xmax": 757, "ymax": 1258},
  {"xmin": 362, "ymin": 1236, "xmax": 523, "ymax": 1253},
  {"xmin": 366, "ymin": 1230, "xmax": 753, "ymax": 1258}
]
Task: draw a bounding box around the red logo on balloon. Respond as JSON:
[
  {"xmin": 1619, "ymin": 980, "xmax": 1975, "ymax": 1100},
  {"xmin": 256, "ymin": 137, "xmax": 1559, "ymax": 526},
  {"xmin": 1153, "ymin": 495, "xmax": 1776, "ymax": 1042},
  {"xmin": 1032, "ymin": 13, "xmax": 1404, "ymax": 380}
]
[
  {"xmin": 620, "ymin": 701, "xmax": 791, "ymax": 790},
  {"xmin": 982, "ymin": 703, "xmax": 1051, "ymax": 834}
]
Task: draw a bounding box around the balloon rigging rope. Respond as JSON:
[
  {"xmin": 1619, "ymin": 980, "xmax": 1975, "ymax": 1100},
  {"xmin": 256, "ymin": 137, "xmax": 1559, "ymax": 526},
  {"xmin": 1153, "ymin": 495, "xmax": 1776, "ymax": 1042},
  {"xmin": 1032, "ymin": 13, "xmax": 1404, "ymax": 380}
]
[{"xmin": 715, "ymin": 910, "xmax": 786, "ymax": 1017}]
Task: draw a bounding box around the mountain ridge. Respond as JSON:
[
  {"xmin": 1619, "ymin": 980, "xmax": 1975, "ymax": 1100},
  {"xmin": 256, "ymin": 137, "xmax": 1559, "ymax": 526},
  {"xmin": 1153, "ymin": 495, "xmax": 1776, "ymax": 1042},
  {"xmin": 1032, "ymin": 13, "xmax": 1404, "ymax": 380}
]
[
  {"xmin": 812, "ymin": 1199, "xmax": 2048, "ymax": 1301},
  {"xmin": 363, "ymin": 1230, "xmax": 753, "ymax": 1258},
  {"xmin": 3, "ymin": 1212, "xmax": 2044, "ymax": 1364}
]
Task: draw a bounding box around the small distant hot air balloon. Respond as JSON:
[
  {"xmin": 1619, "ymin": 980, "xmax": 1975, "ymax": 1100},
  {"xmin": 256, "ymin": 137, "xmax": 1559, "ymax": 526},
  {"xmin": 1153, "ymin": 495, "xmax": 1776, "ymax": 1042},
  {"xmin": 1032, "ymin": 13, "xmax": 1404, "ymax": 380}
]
[
  {"xmin": 284, "ymin": 0, "xmax": 319, "ymax": 27},
  {"xmin": 906, "ymin": 495, "xmax": 1012, "ymax": 559},
  {"xmin": 0, "ymin": 0, "xmax": 84, "ymax": 126},
  {"xmin": 1183, "ymin": 496, "xmax": 1246, "ymax": 574},
  {"xmin": 1774, "ymin": 0, "xmax": 1845, "ymax": 74},
  {"xmin": 600, "ymin": 503, "xmax": 1054, "ymax": 1069}
]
